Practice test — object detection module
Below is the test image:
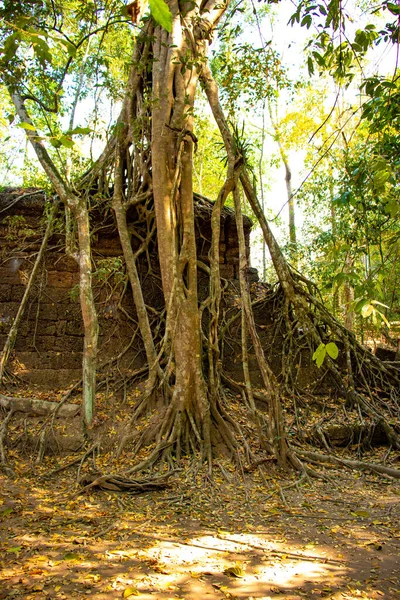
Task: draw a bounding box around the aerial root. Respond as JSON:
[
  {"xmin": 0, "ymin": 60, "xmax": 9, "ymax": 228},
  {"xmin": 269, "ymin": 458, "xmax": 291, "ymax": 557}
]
[
  {"xmin": 73, "ymin": 470, "xmax": 177, "ymax": 497},
  {"xmin": 0, "ymin": 408, "xmax": 15, "ymax": 476},
  {"xmin": 296, "ymin": 449, "xmax": 400, "ymax": 479}
]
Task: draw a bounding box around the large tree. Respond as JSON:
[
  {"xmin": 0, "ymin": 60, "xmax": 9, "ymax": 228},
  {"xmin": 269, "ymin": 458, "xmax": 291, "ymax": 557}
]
[{"xmin": 1, "ymin": 0, "xmax": 399, "ymax": 473}]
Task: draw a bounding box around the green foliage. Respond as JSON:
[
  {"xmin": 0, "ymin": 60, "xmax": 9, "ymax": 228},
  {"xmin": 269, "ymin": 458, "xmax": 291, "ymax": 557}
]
[
  {"xmin": 312, "ymin": 341, "xmax": 339, "ymax": 368},
  {"xmin": 149, "ymin": 0, "xmax": 172, "ymax": 32},
  {"xmin": 0, "ymin": 0, "xmax": 133, "ymax": 185},
  {"xmin": 69, "ymin": 284, "xmax": 80, "ymax": 303},
  {"xmin": 192, "ymin": 107, "xmax": 226, "ymax": 199},
  {"xmin": 354, "ymin": 299, "xmax": 390, "ymax": 328},
  {"xmin": 3, "ymin": 214, "xmax": 36, "ymax": 240},
  {"xmin": 94, "ymin": 258, "xmax": 126, "ymax": 285},
  {"xmin": 298, "ymin": 66, "xmax": 400, "ymax": 335},
  {"xmin": 3, "ymin": 215, "xmax": 26, "ymax": 228},
  {"xmin": 291, "ymin": 1, "xmax": 393, "ymax": 85}
]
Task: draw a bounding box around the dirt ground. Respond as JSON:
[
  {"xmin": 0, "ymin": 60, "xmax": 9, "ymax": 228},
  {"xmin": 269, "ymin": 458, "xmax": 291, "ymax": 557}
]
[{"xmin": 0, "ymin": 455, "xmax": 399, "ymax": 600}]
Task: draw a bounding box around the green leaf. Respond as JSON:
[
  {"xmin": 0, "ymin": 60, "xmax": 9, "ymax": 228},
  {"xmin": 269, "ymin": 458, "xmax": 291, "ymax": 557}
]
[
  {"xmin": 307, "ymin": 56, "xmax": 314, "ymax": 76},
  {"xmin": 68, "ymin": 126, "xmax": 92, "ymax": 135},
  {"xmin": 326, "ymin": 342, "xmax": 339, "ymax": 360},
  {"xmin": 312, "ymin": 343, "xmax": 326, "ymax": 368},
  {"xmin": 1, "ymin": 507, "xmax": 13, "ymax": 517},
  {"xmin": 387, "ymin": 2, "xmax": 400, "ymax": 15},
  {"xmin": 351, "ymin": 510, "xmax": 370, "ymax": 518},
  {"xmin": 149, "ymin": 0, "xmax": 172, "ymax": 32},
  {"xmin": 361, "ymin": 303, "xmax": 374, "ymax": 318},
  {"xmin": 354, "ymin": 298, "xmax": 369, "ymax": 313},
  {"xmin": 18, "ymin": 122, "xmax": 36, "ymax": 132},
  {"xmin": 64, "ymin": 41, "xmax": 77, "ymax": 57},
  {"xmin": 7, "ymin": 546, "xmax": 22, "ymax": 553},
  {"xmin": 50, "ymin": 138, "xmax": 62, "ymax": 148},
  {"xmin": 374, "ymin": 308, "xmax": 390, "ymax": 328},
  {"xmin": 384, "ymin": 200, "xmax": 399, "ymax": 217},
  {"xmin": 32, "ymin": 37, "xmax": 52, "ymax": 67},
  {"xmin": 59, "ymin": 135, "xmax": 74, "ymax": 149},
  {"xmin": 63, "ymin": 552, "xmax": 81, "ymax": 561},
  {"xmin": 370, "ymin": 300, "xmax": 389, "ymax": 309}
]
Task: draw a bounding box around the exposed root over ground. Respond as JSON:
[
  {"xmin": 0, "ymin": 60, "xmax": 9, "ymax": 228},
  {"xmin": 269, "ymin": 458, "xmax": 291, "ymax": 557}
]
[{"xmin": 1, "ymin": 379, "xmax": 399, "ymax": 488}]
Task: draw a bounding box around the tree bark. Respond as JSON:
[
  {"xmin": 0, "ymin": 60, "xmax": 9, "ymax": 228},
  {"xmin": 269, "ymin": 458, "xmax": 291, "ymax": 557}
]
[
  {"xmin": 150, "ymin": 5, "xmax": 209, "ymax": 455},
  {"xmin": 10, "ymin": 92, "xmax": 99, "ymax": 427},
  {"xmin": 0, "ymin": 394, "xmax": 79, "ymax": 418},
  {"xmin": 75, "ymin": 201, "xmax": 99, "ymax": 427}
]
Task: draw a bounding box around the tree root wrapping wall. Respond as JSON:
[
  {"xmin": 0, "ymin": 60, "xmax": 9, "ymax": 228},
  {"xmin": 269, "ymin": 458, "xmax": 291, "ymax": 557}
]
[
  {"xmin": 0, "ymin": 189, "xmax": 244, "ymax": 388},
  {"xmin": 0, "ymin": 188, "xmax": 278, "ymax": 389}
]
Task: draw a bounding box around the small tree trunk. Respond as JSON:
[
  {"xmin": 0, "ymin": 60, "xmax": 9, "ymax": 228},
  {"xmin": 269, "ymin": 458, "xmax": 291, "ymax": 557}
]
[
  {"xmin": 10, "ymin": 91, "xmax": 99, "ymax": 428},
  {"xmin": 233, "ymin": 186, "xmax": 289, "ymax": 466},
  {"xmin": 330, "ymin": 177, "xmax": 339, "ymax": 317},
  {"xmin": 112, "ymin": 149, "xmax": 161, "ymax": 394},
  {"xmin": 344, "ymin": 254, "xmax": 354, "ymax": 331},
  {"xmin": 75, "ymin": 200, "xmax": 99, "ymax": 427}
]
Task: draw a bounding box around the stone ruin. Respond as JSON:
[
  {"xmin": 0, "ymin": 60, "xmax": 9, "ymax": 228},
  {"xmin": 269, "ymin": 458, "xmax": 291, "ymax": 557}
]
[
  {"xmin": 2, "ymin": 188, "xmax": 398, "ymax": 454},
  {"xmin": 0, "ymin": 185, "xmax": 343, "ymax": 398},
  {"xmin": 0, "ymin": 187, "xmax": 266, "ymax": 388}
]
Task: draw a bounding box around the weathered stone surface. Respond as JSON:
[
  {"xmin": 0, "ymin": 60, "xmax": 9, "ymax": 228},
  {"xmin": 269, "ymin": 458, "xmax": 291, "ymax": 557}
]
[
  {"xmin": 0, "ymin": 188, "xmax": 256, "ymax": 389},
  {"xmin": 65, "ymin": 320, "xmax": 84, "ymax": 336},
  {"xmin": 47, "ymin": 271, "xmax": 79, "ymax": 288},
  {"xmin": 226, "ymin": 247, "xmax": 239, "ymax": 259},
  {"xmin": 0, "ymin": 267, "xmax": 24, "ymax": 285},
  {"xmin": 28, "ymin": 322, "xmax": 57, "ymax": 336},
  {"xmin": 16, "ymin": 351, "xmax": 82, "ymax": 370},
  {"xmin": 0, "ymin": 284, "xmax": 11, "ymax": 302},
  {"xmin": 29, "ymin": 302, "xmax": 59, "ymax": 321},
  {"xmin": 46, "ymin": 255, "xmax": 78, "ymax": 272},
  {"xmin": 10, "ymin": 285, "xmax": 26, "ymax": 302},
  {"xmin": 219, "ymin": 265, "xmax": 235, "ymax": 279},
  {"xmin": 17, "ymin": 368, "xmax": 82, "ymax": 388},
  {"xmin": 0, "ymin": 302, "xmax": 22, "ymax": 319},
  {"xmin": 41, "ymin": 287, "xmax": 72, "ymax": 302}
]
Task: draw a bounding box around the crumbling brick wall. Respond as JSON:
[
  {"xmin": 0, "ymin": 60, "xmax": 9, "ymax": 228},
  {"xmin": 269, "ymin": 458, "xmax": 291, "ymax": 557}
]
[{"xmin": 0, "ymin": 188, "xmax": 256, "ymax": 388}]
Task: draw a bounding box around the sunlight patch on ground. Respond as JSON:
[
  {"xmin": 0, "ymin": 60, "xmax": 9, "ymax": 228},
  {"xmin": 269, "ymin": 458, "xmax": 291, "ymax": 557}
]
[{"xmin": 139, "ymin": 531, "xmax": 347, "ymax": 598}]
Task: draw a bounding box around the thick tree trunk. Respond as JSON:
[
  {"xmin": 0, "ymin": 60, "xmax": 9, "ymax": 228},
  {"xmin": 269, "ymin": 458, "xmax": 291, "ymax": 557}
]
[{"xmin": 150, "ymin": 11, "xmax": 209, "ymax": 453}]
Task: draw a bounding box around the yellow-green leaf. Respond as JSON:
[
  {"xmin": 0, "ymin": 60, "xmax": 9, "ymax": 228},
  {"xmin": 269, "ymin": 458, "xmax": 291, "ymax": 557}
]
[
  {"xmin": 361, "ymin": 304, "xmax": 374, "ymax": 318},
  {"xmin": 123, "ymin": 587, "xmax": 140, "ymax": 597},
  {"xmin": 351, "ymin": 510, "xmax": 370, "ymax": 518},
  {"xmin": 224, "ymin": 565, "xmax": 245, "ymax": 578},
  {"xmin": 63, "ymin": 551, "xmax": 81, "ymax": 561},
  {"xmin": 18, "ymin": 122, "xmax": 36, "ymax": 131},
  {"xmin": 326, "ymin": 342, "xmax": 339, "ymax": 360},
  {"xmin": 7, "ymin": 546, "xmax": 22, "ymax": 553}
]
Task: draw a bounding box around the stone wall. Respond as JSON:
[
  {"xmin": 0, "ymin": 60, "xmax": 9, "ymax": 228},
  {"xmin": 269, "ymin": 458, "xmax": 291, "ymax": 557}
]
[{"xmin": 0, "ymin": 188, "xmax": 255, "ymax": 388}]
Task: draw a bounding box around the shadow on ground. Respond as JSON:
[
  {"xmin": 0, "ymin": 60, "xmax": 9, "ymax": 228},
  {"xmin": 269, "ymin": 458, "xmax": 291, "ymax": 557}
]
[{"xmin": 0, "ymin": 463, "xmax": 399, "ymax": 599}]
